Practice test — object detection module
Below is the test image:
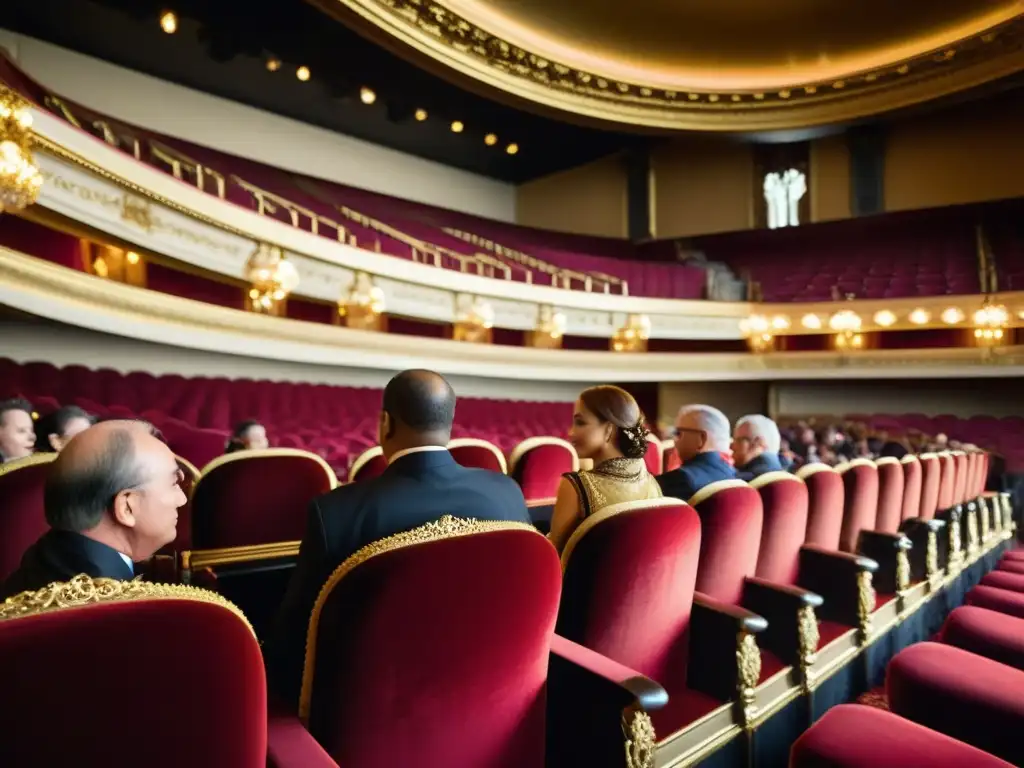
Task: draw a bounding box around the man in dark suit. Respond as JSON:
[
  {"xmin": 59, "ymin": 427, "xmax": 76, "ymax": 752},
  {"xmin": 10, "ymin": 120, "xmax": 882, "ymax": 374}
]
[
  {"xmin": 733, "ymin": 414, "xmax": 786, "ymax": 480},
  {"xmin": 0, "ymin": 420, "xmax": 186, "ymax": 599},
  {"xmin": 657, "ymin": 404, "xmax": 737, "ymax": 501},
  {"xmin": 265, "ymin": 369, "xmax": 531, "ymax": 704}
]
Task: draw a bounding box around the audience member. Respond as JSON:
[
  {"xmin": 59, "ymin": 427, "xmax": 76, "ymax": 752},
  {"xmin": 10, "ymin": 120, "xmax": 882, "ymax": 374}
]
[
  {"xmin": 33, "ymin": 405, "xmax": 95, "ymax": 453},
  {"xmin": 733, "ymin": 414, "xmax": 785, "ymax": 480},
  {"xmin": 548, "ymin": 386, "xmax": 661, "ymax": 553},
  {"xmin": 657, "ymin": 404, "xmax": 736, "ymax": 500},
  {"xmin": 265, "ymin": 369, "xmax": 531, "ymax": 704},
  {"xmin": 225, "ymin": 419, "xmax": 269, "ymax": 453},
  {"xmin": 0, "ymin": 420, "xmax": 186, "ymax": 600},
  {"xmin": 0, "ymin": 397, "xmax": 35, "ymax": 463}
]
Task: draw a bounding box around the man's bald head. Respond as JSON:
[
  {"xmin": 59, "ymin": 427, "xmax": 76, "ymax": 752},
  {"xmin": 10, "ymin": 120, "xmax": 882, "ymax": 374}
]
[
  {"xmin": 45, "ymin": 420, "xmax": 162, "ymax": 531},
  {"xmin": 381, "ymin": 370, "xmax": 456, "ymax": 446}
]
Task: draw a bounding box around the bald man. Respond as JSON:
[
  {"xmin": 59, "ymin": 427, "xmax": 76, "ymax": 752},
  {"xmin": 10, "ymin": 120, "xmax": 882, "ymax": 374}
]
[
  {"xmin": 265, "ymin": 369, "xmax": 530, "ymax": 704},
  {"xmin": 0, "ymin": 420, "xmax": 185, "ymax": 599}
]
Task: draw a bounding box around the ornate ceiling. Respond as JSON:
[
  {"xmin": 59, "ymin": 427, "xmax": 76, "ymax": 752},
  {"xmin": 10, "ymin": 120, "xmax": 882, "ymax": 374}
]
[{"xmin": 312, "ymin": 0, "xmax": 1024, "ymax": 131}]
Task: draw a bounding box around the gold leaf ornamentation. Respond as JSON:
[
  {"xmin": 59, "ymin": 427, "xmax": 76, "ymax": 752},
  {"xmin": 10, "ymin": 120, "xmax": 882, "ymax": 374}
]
[
  {"xmin": 925, "ymin": 529, "xmax": 941, "ymax": 588},
  {"xmin": 857, "ymin": 570, "xmax": 875, "ymax": 641},
  {"xmin": 895, "ymin": 549, "xmax": 910, "ymax": 593},
  {"xmin": 622, "ymin": 708, "xmax": 656, "ymax": 768},
  {"xmin": 736, "ymin": 631, "xmax": 761, "ymax": 727},
  {"xmin": 797, "ymin": 604, "xmax": 819, "ymax": 692},
  {"xmin": 0, "ymin": 573, "xmax": 254, "ymax": 636}
]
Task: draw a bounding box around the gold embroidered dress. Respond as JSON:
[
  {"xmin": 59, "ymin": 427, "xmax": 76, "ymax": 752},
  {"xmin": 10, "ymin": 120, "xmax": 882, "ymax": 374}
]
[{"xmin": 564, "ymin": 457, "xmax": 662, "ymax": 517}]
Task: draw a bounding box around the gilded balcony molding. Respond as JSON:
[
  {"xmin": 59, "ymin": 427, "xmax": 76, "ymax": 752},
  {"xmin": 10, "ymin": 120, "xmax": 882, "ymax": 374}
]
[
  {"xmin": 7, "ymin": 246, "xmax": 1024, "ymax": 382},
  {"xmin": 312, "ymin": 0, "xmax": 1024, "ymax": 131}
]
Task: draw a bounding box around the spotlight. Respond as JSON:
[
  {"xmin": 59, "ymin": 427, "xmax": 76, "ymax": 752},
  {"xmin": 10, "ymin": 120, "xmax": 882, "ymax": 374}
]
[
  {"xmin": 414, "ymin": 108, "xmax": 428, "ymax": 121},
  {"xmin": 159, "ymin": 10, "xmax": 178, "ymax": 34},
  {"xmin": 296, "ymin": 66, "xmax": 310, "ymax": 82},
  {"xmin": 484, "ymin": 133, "xmax": 497, "ymax": 146},
  {"xmin": 360, "ymin": 87, "xmax": 376, "ymax": 105},
  {"xmin": 266, "ymin": 56, "xmax": 281, "ymax": 72},
  {"xmin": 506, "ymin": 143, "xmax": 519, "ymax": 155},
  {"xmin": 451, "ymin": 120, "xmax": 464, "ymax": 133}
]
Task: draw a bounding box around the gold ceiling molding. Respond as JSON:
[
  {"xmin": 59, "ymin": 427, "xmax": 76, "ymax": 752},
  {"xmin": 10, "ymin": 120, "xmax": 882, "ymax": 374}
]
[{"xmin": 322, "ymin": 0, "xmax": 1024, "ymax": 130}]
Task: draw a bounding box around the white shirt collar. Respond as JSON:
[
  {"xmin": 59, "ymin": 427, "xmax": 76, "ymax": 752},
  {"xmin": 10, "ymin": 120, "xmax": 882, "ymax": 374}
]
[
  {"xmin": 119, "ymin": 552, "xmax": 134, "ymax": 575},
  {"xmin": 388, "ymin": 445, "xmax": 448, "ymax": 466}
]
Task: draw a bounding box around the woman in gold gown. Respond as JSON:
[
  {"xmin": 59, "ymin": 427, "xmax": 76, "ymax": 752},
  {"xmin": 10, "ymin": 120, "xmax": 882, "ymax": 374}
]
[{"xmin": 548, "ymin": 385, "xmax": 661, "ymax": 553}]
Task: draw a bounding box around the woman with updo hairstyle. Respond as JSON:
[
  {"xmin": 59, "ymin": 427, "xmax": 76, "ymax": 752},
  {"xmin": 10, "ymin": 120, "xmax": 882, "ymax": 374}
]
[{"xmin": 548, "ymin": 385, "xmax": 662, "ymax": 553}]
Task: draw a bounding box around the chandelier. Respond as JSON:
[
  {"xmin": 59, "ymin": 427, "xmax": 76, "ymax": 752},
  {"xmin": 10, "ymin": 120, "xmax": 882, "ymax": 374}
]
[
  {"xmin": 244, "ymin": 243, "xmax": 299, "ymax": 315},
  {"xmin": 0, "ymin": 85, "xmax": 44, "ymax": 215},
  {"xmin": 530, "ymin": 304, "xmax": 566, "ymax": 349},
  {"xmin": 829, "ymin": 308, "xmax": 863, "ymax": 351},
  {"xmin": 611, "ymin": 314, "xmax": 651, "ymax": 353},
  {"xmin": 453, "ymin": 294, "xmax": 494, "ymax": 343},
  {"xmin": 338, "ymin": 271, "xmax": 386, "ymax": 330},
  {"xmin": 739, "ymin": 313, "xmax": 789, "ymax": 353},
  {"xmin": 973, "ymin": 299, "xmax": 1008, "ymax": 346}
]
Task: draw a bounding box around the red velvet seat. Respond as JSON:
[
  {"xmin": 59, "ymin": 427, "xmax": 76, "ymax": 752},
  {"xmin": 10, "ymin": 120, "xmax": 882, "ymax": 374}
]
[
  {"xmin": 917, "ymin": 453, "xmax": 941, "ymax": 521},
  {"xmin": 300, "ymin": 516, "xmax": 665, "ymax": 766},
  {"xmin": 0, "ymin": 575, "xmax": 333, "ymax": 767},
  {"xmin": 661, "ymin": 440, "xmax": 681, "ymax": 472},
  {"xmin": 186, "ymin": 449, "xmax": 337, "ymax": 576},
  {"xmin": 980, "ymin": 570, "xmax": 1024, "ymax": 593},
  {"xmin": 887, "ymin": 641, "xmax": 1024, "ymax": 765},
  {"xmin": 997, "ymin": 559, "xmax": 1024, "ymax": 575},
  {"xmin": 837, "ymin": 459, "xmax": 879, "ymax": 553},
  {"xmin": 797, "ymin": 464, "xmax": 845, "ymax": 549},
  {"xmin": 967, "ymin": 584, "xmax": 1024, "ymax": 619},
  {"xmin": 899, "ymin": 455, "xmax": 922, "ymax": 522},
  {"xmin": 940, "ymin": 605, "xmax": 1024, "ymax": 671},
  {"xmin": 348, "ymin": 446, "xmax": 388, "ymax": 483},
  {"xmin": 1002, "ymin": 549, "xmax": 1024, "ymax": 563},
  {"xmin": 0, "ymin": 454, "xmax": 57, "ymax": 582},
  {"xmin": 508, "ymin": 437, "xmax": 578, "ymax": 502},
  {"xmin": 447, "ymin": 438, "xmax": 507, "ymax": 473},
  {"xmin": 643, "ymin": 435, "xmax": 663, "ymax": 475},
  {"xmin": 874, "ymin": 457, "xmax": 904, "ymax": 535},
  {"xmin": 790, "ymin": 703, "xmax": 1013, "ymax": 768}
]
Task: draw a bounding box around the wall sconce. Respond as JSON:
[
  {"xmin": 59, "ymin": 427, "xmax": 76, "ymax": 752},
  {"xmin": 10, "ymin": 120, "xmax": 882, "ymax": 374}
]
[
  {"xmin": 611, "ymin": 314, "xmax": 651, "ymax": 353},
  {"xmin": 0, "ymin": 85, "xmax": 44, "ymax": 215},
  {"xmin": 453, "ymin": 294, "xmax": 494, "ymax": 343},
  {"xmin": 338, "ymin": 271, "xmax": 385, "ymax": 331},
  {"xmin": 529, "ymin": 304, "xmax": 566, "ymax": 349},
  {"xmin": 245, "ymin": 243, "xmax": 299, "ymax": 316}
]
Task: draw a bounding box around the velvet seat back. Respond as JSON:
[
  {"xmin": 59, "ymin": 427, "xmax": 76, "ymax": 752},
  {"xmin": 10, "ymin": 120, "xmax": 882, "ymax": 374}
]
[
  {"xmin": 303, "ymin": 521, "xmax": 558, "ymax": 768},
  {"xmin": 643, "ymin": 436, "xmax": 663, "ymax": 475},
  {"xmin": 169, "ymin": 427, "xmax": 231, "ymax": 472},
  {"xmin": 751, "ymin": 473, "xmax": 808, "ymax": 585},
  {"xmin": 0, "ymin": 586, "xmax": 267, "ymax": 767},
  {"xmin": 900, "ymin": 456, "xmax": 923, "ymax": 522},
  {"xmin": 447, "ymin": 438, "xmax": 507, "ymax": 473},
  {"xmin": 874, "ymin": 458, "xmax": 905, "ymax": 534},
  {"xmin": 936, "ymin": 453, "xmax": 956, "ymax": 511},
  {"xmin": 798, "ymin": 465, "xmax": 845, "ymax": 551},
  {"xmin": 978, "ymin": 452, "xmax": 990, "ymax": 495},
  {"xmin": 919, "ymin": 454, "xmax": 941, "ymax": 520},
  {"xmin": 838, "ymin": 460, "xmax": 880, "ymax": 553},
  {"xmin": 688, "ymin": 481, "xmax": 763, "ymax": 605},
  {"xmin": 557, "ymin": 499, "xmax": 700, "ymax": 692},
  {"xmin": 509, "ymin": 438, "xmax": 578, "ymax": 502},
  {"xmin": 192, "ymin": 449, "xmax": 336, "ymax": 549},
  {"xmin": 662, "ymin": 441, "xmax": 682, "ymax": 472},
  {"xmin": 0, "ymin": 455, "xmax": 56, "ymax": 582},
  {"xmin": 349, "ymin": 447, "xmax": 388, "ymax": 483},
  {"xmin": 952, "ymin": 453, "xmax": 968, "ymax": 507}
]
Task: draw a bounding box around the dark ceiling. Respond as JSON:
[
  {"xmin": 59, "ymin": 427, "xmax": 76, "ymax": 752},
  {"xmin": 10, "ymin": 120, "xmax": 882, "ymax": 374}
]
[{"xmin": 2, "ymin": 0, "xmax": 642, "ymax": 183}]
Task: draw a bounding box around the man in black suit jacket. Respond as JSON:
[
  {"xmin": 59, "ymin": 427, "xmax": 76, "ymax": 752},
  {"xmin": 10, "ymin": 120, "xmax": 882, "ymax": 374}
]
[
  {"xmin": 657, "ymin": 404, "xmax": 737, "ymax": 501},
  {"xmin": 1, "ymin": 420, "xmax": 186, "ymax": 599},
  {"xmin": 733, "ymin": 414, "xmax": 786, "ymax": 481},
  {"xmin": 265, "ymin": 369, "xmax": 531, "ymax": 704}
]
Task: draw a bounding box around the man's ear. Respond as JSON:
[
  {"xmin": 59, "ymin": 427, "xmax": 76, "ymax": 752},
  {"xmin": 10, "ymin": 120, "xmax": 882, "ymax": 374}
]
[
  {"xmin": 380, "ymin": 410, "xmax": 394, "ymax": 441},
  {"xmin": 111, "ymin": 490, "xmax": 137, "ymax": 528}
]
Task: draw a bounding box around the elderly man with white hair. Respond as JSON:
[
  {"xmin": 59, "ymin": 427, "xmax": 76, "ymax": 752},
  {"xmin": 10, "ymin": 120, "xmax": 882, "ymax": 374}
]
[
  {"xmin": 733, "ymin": 414, "xmax": 787, "ymax": 480},
  {"xmin": 657, "ymin": 404, "xmax": 736, "ymax": 502}
]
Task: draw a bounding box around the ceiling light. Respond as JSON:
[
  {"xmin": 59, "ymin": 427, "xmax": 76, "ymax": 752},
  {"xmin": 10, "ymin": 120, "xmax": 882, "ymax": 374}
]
[
  {"xmin": 360, "ymin": 87, "xmax": 376, "ymax": 105},
  {"xmin": 484, "ymin": 133, "xmax": 498, "ymax": 146},
  {"xmin": 829, "ymin": 309, "xmax": 862, "ymax": 332},
  {"xmin": 873, "ymin": 310, "xmax": 897, "ymax": 327},
  {"xmin": 414, "ymin": 108, "xmax": 428, "ymax": 121},
  {"xmin": 506, "ymin": 143, "xmax": 519, "ymax": 155},
  {"xmin": 800, "ymin": 313, "xmax": 822, "ymax": 330},
  {"xmin": 450, "ymin": 120, "xmax": 464, "ymax": 133},
  {"xmin": 296, "ymin": 66, "xmax": 311, "ymax": 82},
  {"xmin": 266, "ymin": 57, "xmax": 281, "ymax": 72},
  {"xmin": 159, "ymin": 11, "xmax": 178, "ymax": 34},
  {"xmin": 771, "ymin": 315, "xmax": 790, "ymax": 331},
  {"xmin": 908, "ymin": 308, "xmax": 931, "ymax": 325},
  {"xmin": 941, "ymin": 307, "xmax": 965, "ymax": 324}
]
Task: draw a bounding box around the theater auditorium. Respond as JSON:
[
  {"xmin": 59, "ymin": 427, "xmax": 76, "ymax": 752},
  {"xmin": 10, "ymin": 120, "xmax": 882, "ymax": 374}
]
[{"xmin": 1, "ymin": 2, "xmax": 1024, "ymax": 766}]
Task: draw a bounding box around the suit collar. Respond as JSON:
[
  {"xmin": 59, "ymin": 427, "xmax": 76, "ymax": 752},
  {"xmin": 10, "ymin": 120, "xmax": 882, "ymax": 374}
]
[
  {"xmin": 688, "ymin": 451, "xmax": 731, "ymax": 469},
  {"xmin": 388, "ymin": 445, "xmax": 448, "ymax": 465},
  {"xmin": 46, "ymin": 529, "xmax": 135, "ymax": 580},
  {"xmin": 386, "ymin": 449, "xmax": 458, "ymax": 476},
  {"xmin": 738, "ymin": 452, "xmax": 782, "ymax": 474}
]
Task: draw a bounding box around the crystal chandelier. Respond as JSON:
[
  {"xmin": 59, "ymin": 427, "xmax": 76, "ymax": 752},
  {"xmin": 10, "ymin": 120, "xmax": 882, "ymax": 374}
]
[
  {"xmin": 453, "ymin": 294, "xmax": 494, "ymax": 343},
  {"xmin": 829, "ymin": 308, "xmax": 863, "ymax": 351},
  {"xmin": 530, "ymin": 304, "xmax": 567, "ymax": 349},
  {"xmin": 739, "ymin": 313, "xmax": 789, "ymax": 353},
  {"xmin": 244, "ymin": 243, "xmax": 299, "ymax": 315},
  {"xmin": 611, "ymin": 314, "xmax": 651, "ymax": 353},
  {"xmin": 973, "ymin": 299, "xmax": 1008, "ymax": 346},
  {"xmin": 338, "ymin": 271, "xmax": 386, "ymax": 330},
  {"xmin": 0, "ymin": 85, "xmax": 44, "ymax": 215}
]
